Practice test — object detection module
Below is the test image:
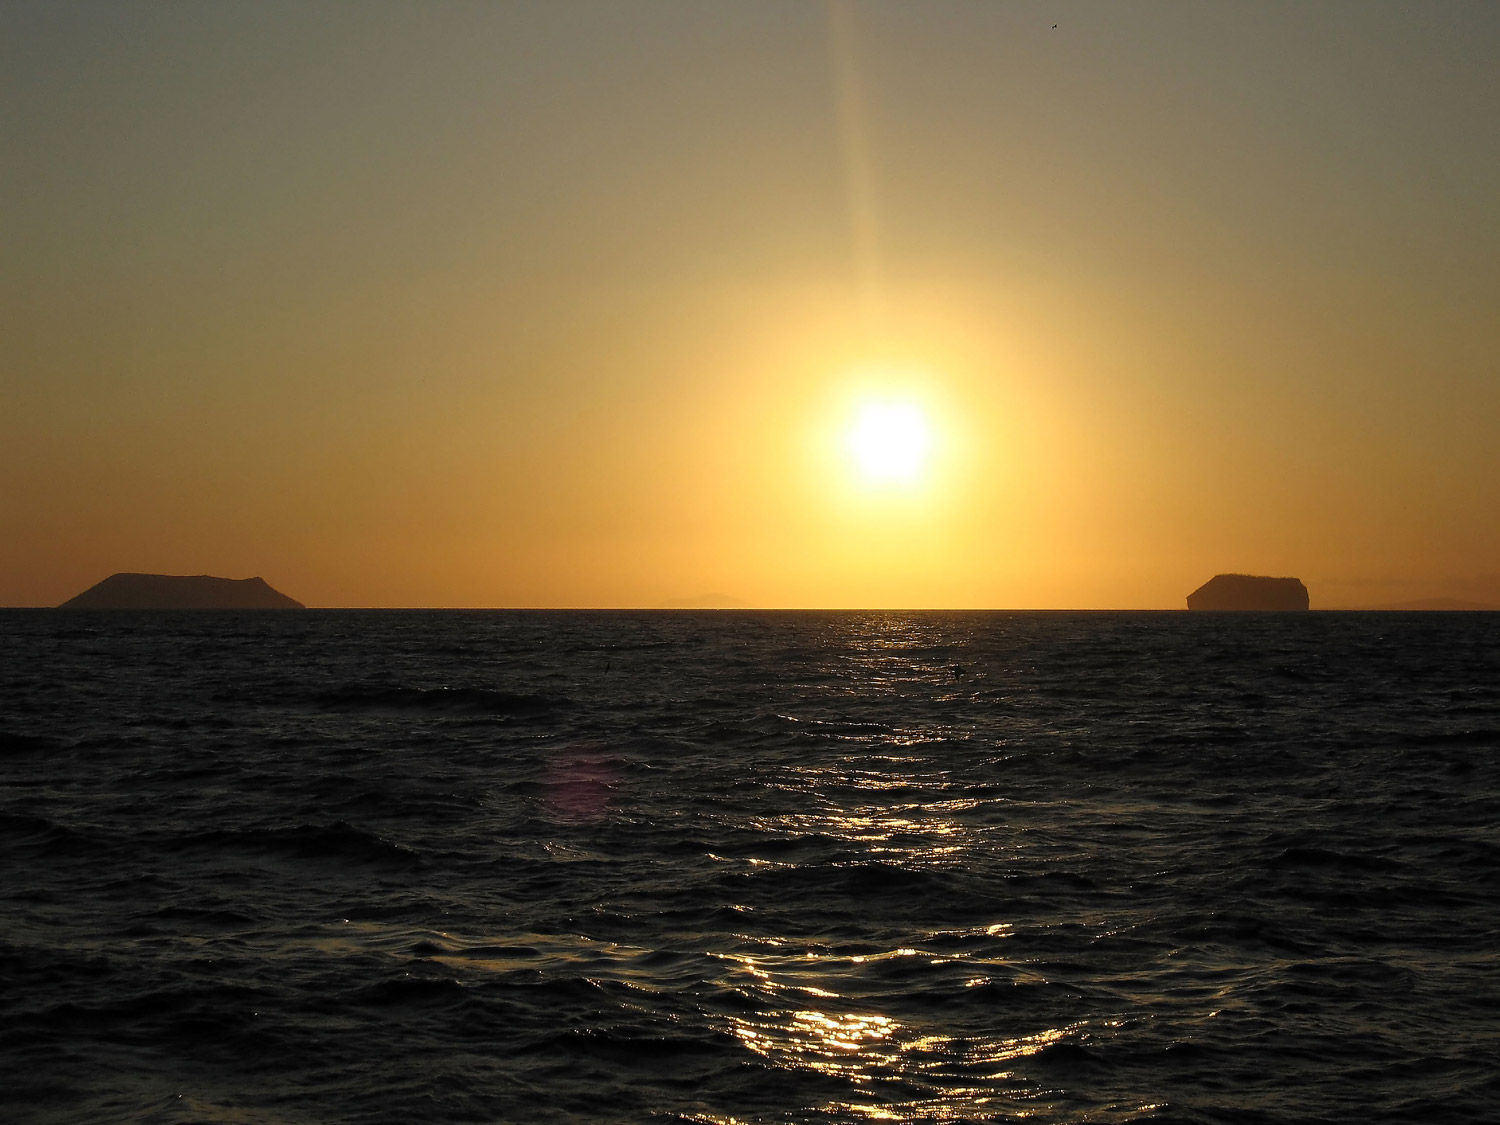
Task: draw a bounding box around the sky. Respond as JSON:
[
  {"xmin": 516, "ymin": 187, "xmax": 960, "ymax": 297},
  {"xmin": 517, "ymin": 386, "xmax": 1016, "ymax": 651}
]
[{"xmin": 4, "ymin": 0, "xmax": 1498, "ymax": 608}]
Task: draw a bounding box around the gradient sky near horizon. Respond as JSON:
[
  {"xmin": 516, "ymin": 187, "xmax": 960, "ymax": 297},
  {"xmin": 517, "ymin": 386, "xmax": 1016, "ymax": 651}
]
[{"xmin": 4, "ymin": 0, "xmax": 1498, "ymax": 608}]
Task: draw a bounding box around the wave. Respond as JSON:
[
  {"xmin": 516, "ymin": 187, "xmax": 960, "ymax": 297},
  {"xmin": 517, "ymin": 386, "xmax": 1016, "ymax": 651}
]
[
  {"xmin": 311, "ymin": 684, "xmax": 568, "ymax": 716},
  {"xmin": 165, "ymin": 821, "xmax": 421, "ymax": 868}
]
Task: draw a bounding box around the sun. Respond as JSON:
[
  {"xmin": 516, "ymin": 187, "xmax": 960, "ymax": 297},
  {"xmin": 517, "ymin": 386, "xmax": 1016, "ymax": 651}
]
[{"xmin": 846, "ymin": 399, "xmax": 934, "ymax": 485}]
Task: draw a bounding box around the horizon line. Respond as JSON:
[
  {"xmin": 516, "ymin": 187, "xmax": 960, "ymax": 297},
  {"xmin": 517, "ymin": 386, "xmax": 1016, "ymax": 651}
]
[{"xmin": 15, "ymin": 604, "xmax": 1500, "ymax": 613}]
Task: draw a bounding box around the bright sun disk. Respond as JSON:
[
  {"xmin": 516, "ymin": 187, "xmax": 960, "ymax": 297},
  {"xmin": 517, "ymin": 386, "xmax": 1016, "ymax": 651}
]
[{"xmin": 846, "ymin": 400, "xmax": 933, "ymax": 485}]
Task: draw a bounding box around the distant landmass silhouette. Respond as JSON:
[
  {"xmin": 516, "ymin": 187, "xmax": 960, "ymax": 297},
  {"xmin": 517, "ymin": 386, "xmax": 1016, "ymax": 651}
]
[
  {"xmin": 1351, "ymin": 597, "xmax": 1499, "ymax": 611},
  {"xmin": 1187, "ymin": 574, "xmax": 1309, "ymax": 611},
  {"xmin": 59, "ymin": 573, "xmax": 305, "ymax": 609},
  {"xmin": 658, "ymin": 593, "xmax": 754, "ymax": 609}
]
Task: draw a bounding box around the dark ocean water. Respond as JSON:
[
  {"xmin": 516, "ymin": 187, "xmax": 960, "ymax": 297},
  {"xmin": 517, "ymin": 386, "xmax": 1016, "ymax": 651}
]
[{"xmin": 2, "ymin": 610, "xmax": 1497, "ymax": 1124}]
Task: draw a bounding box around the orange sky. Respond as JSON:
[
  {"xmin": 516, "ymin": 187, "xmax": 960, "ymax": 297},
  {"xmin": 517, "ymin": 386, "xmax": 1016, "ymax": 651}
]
[{"xmin": 4, "ymin": 1, "xmax": 1498, "ymax": 608}]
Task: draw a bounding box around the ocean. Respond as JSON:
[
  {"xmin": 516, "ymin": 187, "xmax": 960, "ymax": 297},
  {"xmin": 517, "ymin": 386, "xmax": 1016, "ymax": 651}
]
[{"xmin": 1, "ymin": 609, "xmax": 1496, "ymax": 1124}]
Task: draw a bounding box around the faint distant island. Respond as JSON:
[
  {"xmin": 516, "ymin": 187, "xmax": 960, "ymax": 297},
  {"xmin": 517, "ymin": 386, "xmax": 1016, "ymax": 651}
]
[
  {"xmin": 658, "ymin": 592, "xmax": 754, "ymax": 610},
  {"xmin": 1187, "ymin": 574, "xmax": 1309, "ymax": 611},
  {"xmin": 58, "ymin": 573, "xmax": 305, "ymax": 609},
  {"xmin": 1343, "ymin": 597, "xmax": 1499, "ymax": 611}
]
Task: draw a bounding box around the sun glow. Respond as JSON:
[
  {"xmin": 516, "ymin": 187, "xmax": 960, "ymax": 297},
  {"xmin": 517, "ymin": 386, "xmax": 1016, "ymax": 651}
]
[{"xmin": 846, "ymin": 400, "xmax": 934, "ymax": 485}]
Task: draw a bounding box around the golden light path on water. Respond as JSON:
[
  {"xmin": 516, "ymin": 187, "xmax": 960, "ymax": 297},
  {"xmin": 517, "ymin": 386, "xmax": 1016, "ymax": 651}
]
[
  {"xmin": 708, "ymin": 938, "xmax": 1083, "ymax": 1122},
  {"xmin": 691, "ymin": 616, "xmax": 1146, "ymax": 1120},
  {"xmin": 692, "ymin": 616, "xmax": 1042, "ymax": 1117}
]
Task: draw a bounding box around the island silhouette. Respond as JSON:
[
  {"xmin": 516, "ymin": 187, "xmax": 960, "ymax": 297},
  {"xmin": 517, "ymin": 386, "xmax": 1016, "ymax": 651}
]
[
  {"xmin": 1187, "ymin": 574, "xmax": 1309, "ymax": 611},
  {"xmin": 58, "ymin": 573, "xmax": 305, "ymax": 609}
]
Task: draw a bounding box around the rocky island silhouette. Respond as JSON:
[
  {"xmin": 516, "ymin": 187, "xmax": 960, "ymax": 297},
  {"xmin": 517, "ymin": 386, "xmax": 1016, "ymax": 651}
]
[
  {"xmin": 1187, "ymin": 574, "xmax": 1309, "ymax": 611},
  {"xmin": 59, "ymin": 573, "xmax": 305, "ymax": 609}
]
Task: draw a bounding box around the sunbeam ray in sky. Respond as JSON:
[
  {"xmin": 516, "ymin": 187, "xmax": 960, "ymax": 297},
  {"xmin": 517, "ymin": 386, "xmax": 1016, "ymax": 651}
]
[{"xmin": 826, "ymin": 0, "xmax": 884, "ymax": 341}]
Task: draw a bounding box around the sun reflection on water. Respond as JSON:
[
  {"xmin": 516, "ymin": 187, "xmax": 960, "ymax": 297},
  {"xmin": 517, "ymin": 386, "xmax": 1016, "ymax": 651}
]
[
  {"xmin": 733, "ymin": 1007, "xmax": 901, "ymax": 1077},
  {"xmin": 705, "ymin": 939, "xmax": 1093, "ymax": 1120}
]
